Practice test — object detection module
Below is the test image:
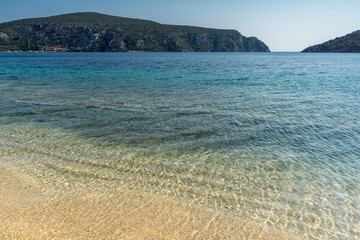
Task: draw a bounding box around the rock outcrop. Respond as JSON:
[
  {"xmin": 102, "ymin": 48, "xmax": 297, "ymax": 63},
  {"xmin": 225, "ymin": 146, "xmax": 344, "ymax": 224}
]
[
  {"xmin": 302, "ymin": 30, "xmax": 360, "ymax": 53},
  {"xmin": 0, "ymin": 12, "xmax": 270, "ymax": 52}
]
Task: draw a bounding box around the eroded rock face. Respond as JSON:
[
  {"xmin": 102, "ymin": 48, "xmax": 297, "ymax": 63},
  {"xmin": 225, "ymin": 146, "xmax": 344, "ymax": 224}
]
[
  {"xmin": 302, "ymin": 30, "xmax": 360, "ymax": 53},
  {"xmin": 0, "ymin": 32, "xmax": 9, "ymax": 41},
  {"xmin": 0, "ymin": 12, "xmax": 270, "ymax": 52},
  {"xmin": 246, "ymin": 37, "xmax": 270, "ymax": 52}
]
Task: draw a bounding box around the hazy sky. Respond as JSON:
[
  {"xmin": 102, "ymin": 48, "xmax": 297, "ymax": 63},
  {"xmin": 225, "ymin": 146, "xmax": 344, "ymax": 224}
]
[{"xmin": 1, "ymin": 0, "xmax": 359, "ymax": 51}]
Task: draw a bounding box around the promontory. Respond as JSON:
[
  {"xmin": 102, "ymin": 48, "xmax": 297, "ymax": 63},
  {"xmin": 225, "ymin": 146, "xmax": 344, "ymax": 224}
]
[
  {"xmin": 0, "ymin": 12, "xmax": 270, "ymax": 52},
  {"xmin": 302, "ymin": 30, "xmax": 360, "ymax": 53}
]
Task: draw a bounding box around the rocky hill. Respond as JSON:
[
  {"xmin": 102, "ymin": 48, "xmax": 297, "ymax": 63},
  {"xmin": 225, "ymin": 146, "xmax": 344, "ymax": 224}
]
[
  {"xmin": 302, "ymin": 30, "xmax": 360, "ymax": 53},
  {"xmin": 0, "ymin": 12, "xmax": 270, "ymax": 52}
]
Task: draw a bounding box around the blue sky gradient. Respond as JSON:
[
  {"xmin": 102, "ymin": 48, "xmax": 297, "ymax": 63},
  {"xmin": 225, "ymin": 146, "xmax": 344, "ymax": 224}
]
[{"xmin": 1, "ymin": 0, "xmax": 359, "ymax": 51}]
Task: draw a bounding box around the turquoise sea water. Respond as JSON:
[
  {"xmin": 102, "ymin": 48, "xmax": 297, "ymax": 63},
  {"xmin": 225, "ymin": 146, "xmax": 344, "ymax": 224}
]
[{"xmin": 0, "ymin": 52, "xmax": 359, "ymax": 239}]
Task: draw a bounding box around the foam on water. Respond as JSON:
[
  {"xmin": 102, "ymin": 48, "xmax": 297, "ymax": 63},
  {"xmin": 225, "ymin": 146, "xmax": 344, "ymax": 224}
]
[{"xmin": 0, "ymin": 52, "xmax": 359, "ymax": 239}]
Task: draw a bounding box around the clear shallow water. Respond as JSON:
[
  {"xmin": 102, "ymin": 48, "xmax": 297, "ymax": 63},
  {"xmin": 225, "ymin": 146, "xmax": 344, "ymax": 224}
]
[{"xmin": 0, "ymin": 52, "xmax": 359, "ymax": 239}]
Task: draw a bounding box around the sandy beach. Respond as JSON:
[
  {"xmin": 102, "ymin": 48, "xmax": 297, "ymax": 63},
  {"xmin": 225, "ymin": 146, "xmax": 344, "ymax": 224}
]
[{"xmin": 0, "ymin": 162, "xmax": 297, "ymax": 239}]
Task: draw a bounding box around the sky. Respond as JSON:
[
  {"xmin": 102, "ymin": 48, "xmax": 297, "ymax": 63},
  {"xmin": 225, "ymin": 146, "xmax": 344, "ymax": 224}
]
[{"xmin": 0, "ymin": 0, "xmax": 359, "ymax": 52}]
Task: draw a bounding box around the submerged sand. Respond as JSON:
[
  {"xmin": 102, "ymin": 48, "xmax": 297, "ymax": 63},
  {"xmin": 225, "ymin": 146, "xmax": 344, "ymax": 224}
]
[{"xmin": 0, "ymin": 163, "xmax": 298, "ymax": 239}]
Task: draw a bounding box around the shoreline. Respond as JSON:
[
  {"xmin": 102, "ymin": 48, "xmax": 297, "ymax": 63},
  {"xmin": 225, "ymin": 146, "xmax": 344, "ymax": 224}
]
[{"xmin": 0, "ymin": 162, "xmax": 297, "ymax": 239}]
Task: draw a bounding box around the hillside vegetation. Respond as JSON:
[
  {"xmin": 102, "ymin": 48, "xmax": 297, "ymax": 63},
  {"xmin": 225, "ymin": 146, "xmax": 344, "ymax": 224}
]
[
  {"xmin": 0, "ymin": 12, "xmax": 270, "ymax": 52},
  {"xmin": 302, "ymin": 30, "xmax": 360, "ymax": 53}
]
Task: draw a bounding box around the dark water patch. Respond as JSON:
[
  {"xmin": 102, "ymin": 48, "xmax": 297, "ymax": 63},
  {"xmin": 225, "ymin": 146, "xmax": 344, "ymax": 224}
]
[
  {"xmin": 175, "ymin": 111, "xmax": 213, "ymax": 117},
  {"xmin": 120, "ymin": 130, "xmax": 217, "ymax": 147},
  {"xmin": 7, "ymin": 75, "xmax": 19, "ymax": 80},
  {"xmin": 181, "ymin": 130, "xmax": 215, "ymax": 139},
  {"xmin": 0, "ymin": 105, "xmax": 97, "ymax": 117},
  {"xmin": 32, "ymin": 82, "xmax": 50, "ymax": 86},
  {"xmin": 77, "ymin": 121, "xmax": 114, "ymax": 129}
]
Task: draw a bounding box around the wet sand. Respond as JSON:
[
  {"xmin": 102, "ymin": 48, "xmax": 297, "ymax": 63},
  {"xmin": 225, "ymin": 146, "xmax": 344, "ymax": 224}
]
[{"xmin": 0, "ymin": 163, "xmax": 298, "ymax": 239}]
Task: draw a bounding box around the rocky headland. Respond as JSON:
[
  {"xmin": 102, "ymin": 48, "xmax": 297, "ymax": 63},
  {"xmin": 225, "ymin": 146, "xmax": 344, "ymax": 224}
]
[
  {"xmin": 302, "ymin": 30, "xmax": 360, "ymax": 53},
  {"xmin": 0, "ymin": 12, "xmax": 270, "ymax": 52}
]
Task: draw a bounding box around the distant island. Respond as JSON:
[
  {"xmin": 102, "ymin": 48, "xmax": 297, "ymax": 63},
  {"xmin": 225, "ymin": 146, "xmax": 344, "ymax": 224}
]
[
  {"xmin": 302, "ymin": 30, "xmax": 360, "ymax": 53},
  {"xmin": 0, "ymin": 12, "xmax": 270, "ymax": 52}
]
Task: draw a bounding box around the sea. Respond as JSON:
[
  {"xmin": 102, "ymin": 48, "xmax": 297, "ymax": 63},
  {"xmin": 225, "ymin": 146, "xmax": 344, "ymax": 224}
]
[{"xmin": 0, "ymin": 52, "xmax": 359, "ymax": 239}]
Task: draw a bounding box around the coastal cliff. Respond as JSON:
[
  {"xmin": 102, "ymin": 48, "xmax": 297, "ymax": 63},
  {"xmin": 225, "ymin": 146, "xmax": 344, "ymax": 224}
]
[
  {"xmin": 302, "ymin": 30, "xmax": 360, "ymax": 53},
  {"xmin": 0, "ymin": 12, "xmax": 270, "ymax": 52}
]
